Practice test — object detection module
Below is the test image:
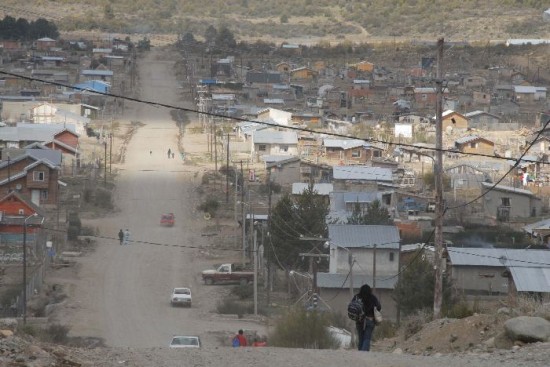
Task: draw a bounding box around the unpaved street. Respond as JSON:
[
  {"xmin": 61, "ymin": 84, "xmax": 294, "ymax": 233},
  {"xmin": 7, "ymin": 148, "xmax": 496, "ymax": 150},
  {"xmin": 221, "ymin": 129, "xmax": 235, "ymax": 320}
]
[{"xmin": 60, "ymin": 49, "xmax": 264, "ymax": 348}]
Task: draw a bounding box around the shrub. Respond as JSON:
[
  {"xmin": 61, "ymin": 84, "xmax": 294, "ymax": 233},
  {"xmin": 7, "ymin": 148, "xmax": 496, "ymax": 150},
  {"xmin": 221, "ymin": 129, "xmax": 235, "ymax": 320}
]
[
  {"xmin": 80, "ymin": 226, "xmax": 97, "ymax": 236},
  {"xmin": 0, "ymin": 286, "xmax": 21, "ymax": 307},
  {"xmin": 67, "ymin": 225, "xmax": 80, "ymax": 240},
  {"xmin": 197, "ymin": 198, "xmax": 220, "ymax": 217},
  {"xmin": 444, "ymin": 301, "xmax": 474, "ymax": 319},
  {"xmin": 232, "ymin": 284, "xmax": 253, "ymax": 300},
  {"xmin": 373, "ymin": 320, "xmax": 398, "ymax": 341},
  {"xmin": 216, "ymin": 299, "xmax": 248, "ymax": 317},
  {"xmin": 403, "ymin": 309, "xmax": 432, "ymax": 339},
  {"xmin": 94, "ymin": 188, "xmax": 113, "ymax": 209},
  {"xmin": 269, "ymin": 307, "xmax": 340, "ymax": 349},
  {"xmin": 83, "ymin": 187, "xmax": 93, "ymax": 203},
  {"xmin": 19, "ymin": 324, "xmax": 38, "ymax": 337},
  {"xmin": 41, "ymin": 324, "xmax": 69, "ymax": 344}
]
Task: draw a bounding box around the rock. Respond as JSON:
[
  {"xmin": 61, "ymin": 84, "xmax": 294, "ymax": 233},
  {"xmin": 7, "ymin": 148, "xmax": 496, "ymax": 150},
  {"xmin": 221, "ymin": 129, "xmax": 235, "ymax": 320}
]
[
  {"xmin": 0, "ymin": 329, "xmax": 13, "ymax": 337},
  {"xmin": 497, "ymin": 307, "xmax": 511, "ymax": 315},
  {"xmin": 483, "ymin": 337, "xmax": 495, "ymax": 348},
  {"xmin": 494, "ymin": 331, "xmax": 514, "ymax": 349},
  {"xmin": 392, "ymin": 348, "xmax": 403, "ymax": 354},
  {"xmin": 0, "ymin": 318, "xmax": 18, "ymax": 331},
  {"xmin": 504, "ymin": 316, "xmax": 550, "ymax": 343},
  {"xmin": 433, "ymin": 352, "xmax": 442, "ymax": 357}
]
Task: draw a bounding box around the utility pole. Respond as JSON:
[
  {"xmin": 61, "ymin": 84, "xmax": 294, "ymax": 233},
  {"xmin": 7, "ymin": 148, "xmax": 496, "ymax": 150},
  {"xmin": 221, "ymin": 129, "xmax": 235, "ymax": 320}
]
[
  {"xmin": 433, "ymin": 37, "xmax": 445, "ymax": 320},
  {"xmin": 214, "ymin": 118, "xmax": 218, "ymax": 172},
  {"xmin": 253, "ymin": 228, "xmax": 258, "ymax": 316},
  {"xmin": 240, "ymin": 161, "xmax": 246, "ymax": 266},
  {"xmin": 226, "ymin": 134, "xmax": 230, "ymax": 203},
  {"xmin": 104, "ymin": 141, "xmax": 107, "ymax": 187},
  {"xmin": 372, "ymin": 243, "xmax": 377, "ymax": 291},
  {"xmin": 266, "ymin": 168, "xmax": 273, "ymax": 306}
]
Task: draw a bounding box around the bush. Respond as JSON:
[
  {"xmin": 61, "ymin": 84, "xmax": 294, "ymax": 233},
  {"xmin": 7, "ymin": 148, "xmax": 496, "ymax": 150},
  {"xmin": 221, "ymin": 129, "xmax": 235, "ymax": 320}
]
[
  {"xmin": 269, "ymin": 307, "xmax": 340, "ymax": 349},
  {"xmin": 232, "ymin": 284, "xmax": 253, "ymax": 300},
  {"xmin": 0, "ymin": 286, "xmax": 21, "ymax": 307},
  {"xmin": 373, "ymin": 320, "xmax": 398, "ymax": 341},
  {"xmin": 197, "ymin": 198, "xmax": 220, "ymax": 217},
  {"xmin": 80, "ymin": 226, "xmax": 97, "ymax": 236},
  {"xmin": 444, "ymin": 301, "xmax": 474, "ymax": 319},
  {"xmin": 216, "ymin": 299, "xmax": 248, "ymax": 317},
  {"xmin": 94, "ymin": 188, "xmax": 113, "ymax": 209},
  {"xmin": 83, "ymin": 187, "xmax": 93, "ymax": 203},
  {"xmin": 67, "ymin": 225, "xmax": 80, "ymax": 240},
  {"xmin": 41, "ymin": 324, "xmax": 69, "ymax": 344},
  {"xmin": 403, "ymin": 309, "xmax": 432, "ymax": 339}
]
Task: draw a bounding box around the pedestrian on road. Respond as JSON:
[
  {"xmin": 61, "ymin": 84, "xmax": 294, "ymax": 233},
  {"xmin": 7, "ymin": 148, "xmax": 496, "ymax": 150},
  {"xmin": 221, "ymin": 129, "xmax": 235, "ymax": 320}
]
[
  {"xmin": 118, "ymin": 229, "xmax": 124, "ymax": 245},
  {"xmin": 232, "ymin": 329, "xmax": 247, "ymax": 347},
  {"xmin": 167, "ymin": 148, "xmax": 171, "ymax": 158},
  {"xmin": 172, "ymin": 152, "xmax": 175, "ymax": 159},
  {"xmin": 123, "ymin": 229, "xmax": 130, "ymax": 245},
  {"xmin": 353, "ymin": 284, "xmax": 381, "ymax": 351},
  {"xmin": 150, "ymin": 150, "xmax": 152, "ymax": 155}
]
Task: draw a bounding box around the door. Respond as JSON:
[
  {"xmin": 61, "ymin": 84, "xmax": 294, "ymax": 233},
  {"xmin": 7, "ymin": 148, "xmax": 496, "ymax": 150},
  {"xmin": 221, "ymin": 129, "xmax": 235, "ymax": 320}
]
[{"xmin": 31, "ymin": 190, "xmax": 40, "ymax": 206}]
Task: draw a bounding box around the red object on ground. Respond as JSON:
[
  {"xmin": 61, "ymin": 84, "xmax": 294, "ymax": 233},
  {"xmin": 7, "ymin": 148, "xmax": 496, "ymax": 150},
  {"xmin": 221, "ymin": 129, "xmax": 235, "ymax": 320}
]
[{"xmin": 160, "ymin": 213, "xmax": 175, "ymax": 226}]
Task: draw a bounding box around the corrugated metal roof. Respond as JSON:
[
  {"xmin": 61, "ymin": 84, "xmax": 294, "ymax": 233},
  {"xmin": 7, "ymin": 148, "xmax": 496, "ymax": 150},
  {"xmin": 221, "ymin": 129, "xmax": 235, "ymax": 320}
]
[
  {"xmin": 509, "ymin": 267, "xmax": 550, "ymax": 292},
  {"xmin": 328, "ymin": 224, "xmax": 400, "ymax": 249},
  {"xmin": 323, "ymin": 138, "xmax": 364, "ymax": 150},
  {"xmin": 514, "ymin": 85, "xmax": 547, "ymax": 93},
  {"xmin": 292, "ymin": 183, "xmax": 333, "ymax": 196},
  {"xmin": 317, "ymin": 272, "xmax": 397, "ymax": 289},
  {"xmin": 523, "ymin": 217, "xmax": 550, "ymax": 235},
  {"xmin": 333, "ymin": 166, "xmax": 393, "ymax": 182},
  {"xmin": 455, "ymin": 135, "xmax": 490, "ymax": 144},
  {"xmin": 481, "ymin": 182, "xmax": 537, "ymax": 197},
  {"xmin": 81, "ymin": 70, "xmax": 113, "ymax": 76},
  {"xmin": 447, "ymin": 247, "xmax": 550, "ymax": 268},
  {"xmin": 253, "ymin": 129, "xmax": 297, "ymax": 145}
]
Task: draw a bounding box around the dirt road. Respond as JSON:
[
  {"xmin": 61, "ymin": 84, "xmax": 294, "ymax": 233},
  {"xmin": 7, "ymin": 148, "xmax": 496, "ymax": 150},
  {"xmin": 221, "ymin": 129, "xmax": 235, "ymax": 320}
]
[{"xmin": 61, "ymin": 49, "xmax": 264, "ymax": 348}]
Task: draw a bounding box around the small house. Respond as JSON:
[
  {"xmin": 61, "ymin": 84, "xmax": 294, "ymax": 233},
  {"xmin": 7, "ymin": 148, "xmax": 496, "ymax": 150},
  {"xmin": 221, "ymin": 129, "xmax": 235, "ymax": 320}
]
[
  {"xmin": 481, "ymin": 183, "xmax": 541, "ymax": 221},
  {"xmin": 35, "ymin": 37, "xmax": 56, "ymax": 51},
  {"xmin": 441, "ymin": 110, "xmax": 468, "ymax": 131},
  {"xmin": 323, "ymin": 138, "xmax": 382, "ymax": 164},
  {"xmin": 514, "ymin": 86, "xmax": 547, "ymax": 103},
  {"xmin": 251, "ymin": 129, "xmax": 298, "ymax": 158},
  {"xmin": 290, "ymin": 67, "xmax": 317, "ymax": 80},
  {"xmin": 454, "ymin": 135, "xmax": 495, "ymax": 156}
]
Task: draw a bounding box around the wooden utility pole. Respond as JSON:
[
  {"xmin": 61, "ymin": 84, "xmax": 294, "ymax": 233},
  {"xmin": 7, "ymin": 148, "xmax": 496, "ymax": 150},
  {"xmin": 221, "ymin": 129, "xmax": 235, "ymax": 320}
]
[
  {"xmin": 372, "ymin": 243, "xmax": 377, "ymax": 291},
  {"xmin": 226, "ymin": 134, "xmax": 230, "ymax": 203},
  {"xmin": 433, "ymin": 37, "xmax": 445, "ymax": 319},
  {"xmin": 214, "ymin": 118, "xmax": 218, "ymax": 172},
  {"xmin": 240, "ymin": 161, "xmax": 246, "ymax": 265}
]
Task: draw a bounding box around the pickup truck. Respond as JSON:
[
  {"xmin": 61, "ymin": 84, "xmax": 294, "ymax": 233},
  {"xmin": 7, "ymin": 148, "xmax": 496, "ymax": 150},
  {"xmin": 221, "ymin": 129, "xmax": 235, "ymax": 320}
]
[{"xmin": 201, "ymin": 263, "xmax": 254, "ymax": 285}]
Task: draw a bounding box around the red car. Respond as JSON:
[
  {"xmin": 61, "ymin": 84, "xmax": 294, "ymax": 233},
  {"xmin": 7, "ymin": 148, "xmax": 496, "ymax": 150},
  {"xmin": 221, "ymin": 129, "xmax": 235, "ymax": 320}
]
[{"xmin": 161, "ymin": 213, "xmax": 175, "ymax": 226}]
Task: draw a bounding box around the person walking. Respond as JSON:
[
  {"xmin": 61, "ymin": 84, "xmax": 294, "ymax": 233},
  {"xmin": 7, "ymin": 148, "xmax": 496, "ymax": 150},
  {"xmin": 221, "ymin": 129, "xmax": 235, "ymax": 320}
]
[
  {"xmin": 118, "ymin": 229, "xmax": 124, "ymax": 245},
  {"xmin": 167, "ymin": 148, "xmax": 171, "ymax": 159},
  {"xmin": 353, "ymin": 284, "xmax": 381, "ymax": 351},
  {"xmin": 123, "ymin": 229, "xmax": 130, "ymax": 245},
  {"xmin": 232, "ymin": 329, "xmax": 248, "ymax": 347}
]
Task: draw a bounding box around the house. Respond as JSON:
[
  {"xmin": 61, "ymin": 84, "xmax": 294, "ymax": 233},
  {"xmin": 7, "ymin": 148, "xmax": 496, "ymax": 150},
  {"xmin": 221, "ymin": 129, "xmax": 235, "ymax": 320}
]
[
  {"xmin": 511, "ymin": 71, "xmax": 526, "ymax": 85},
  {"xmin": 329, "ymin": 190, "xmax": 394, "ymax": 222},
  {"xmin": 494, "ymin": 85, "xmax": 514, "ymax": 100},
  {"xmin": 445, "ymin": 164, "xmax": 492, "ymax": 189},
  {"xmin": 332, "ymin": 166, "xmax": 393, "ymax": 191},
  {"xmin": 323, "ymin": 138, "xmax": 382, "ymax": 164},
  {"xmin": 73, "ymin": 80, "xmax": 111, "ymax": 94},
  {"xmin": 353, "ymin": 60, "xmax": 375, "ymax": 73},
  {"xmin": 523, "ymin": 217, "xmax": 550, "ymax": 245},
  {"xmin": 0, "ymin": 191, "xmax": 45, "ymax": 244},
  {"xmin": 290, "ymin": 67, "xmax": 317, "ymax": 80},
  {"xmin": 464, "ymin": 111, "xmax": 501, "ymax": 129},
  {"xmin": 472, "ymin": 91, "xmax": 491, "ymax": 105},
  {"xmin": 266, "ymin": 156, "xmax": 301, "ymax": 187},
  {"xmin": 0, "ymin": 124, "xmax": 79, "ymax": 159},
  {"xmin": 514, "ymin": 86, "xmax": 547, "ymax": 103},
  {"xmin": 317, "ymin": 224, "xmax": 401, "ymax": 320},
  {"xmin": 414, "ymin": 87, "xmax": 449, "ymax": 108},
  {"xmin": 256, "ymin": 108, "xmax": 292, "ymax": 126},
  {"xmin": 526, "ymin": 135, "xmax": 550, "ymax": 157},
  {"xmin": 299, "ymin": 160, "xmax": 332, "ymax": 183},
  {"xmin": 80, "ymin": 69, "xmax": 114, "ymax": 82},
  {"xmin": 481, "ymin": 182, "xmax": 541, "ymax": 221},
  {"xmin": 251, "ymin": 129, "xmax": 298, "ymax": 158},
  {"xmin": 35, "ymin": 37, "xmax": 56, "ymax": 51},
  {"xmin": 441, "ymin": 110, "xmax": 468, "ymax": 131},
  {"xmin": 463, "ymin": 76, "xmax": 487, "ymax": 88},
  {"xmin": 454, "ymin": 135, "xmax": 495, "ymax": 156},
  {"xmin": 246, "ymin": 71, "xmax": 282, "ymax": 85},
  {"xmin": 0, "ymin": 154, "xmax": 60, "ymax": 206},
  {"xmin": 292, "ymin": 182, "xmax": 333, "ymax": 196},
  {"xmin": 447, "ymin": 247, "xmax": 550, "ymax": 298},
  {"xmin": 275, "ymin": 62, "xmax": 292, "ymax": 74}
]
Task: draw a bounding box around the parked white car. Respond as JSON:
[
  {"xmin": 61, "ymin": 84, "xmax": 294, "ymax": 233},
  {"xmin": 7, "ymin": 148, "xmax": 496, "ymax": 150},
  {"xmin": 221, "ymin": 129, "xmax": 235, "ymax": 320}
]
[
  {"xmin": 169, "ymin": 335, "xmax": 200, "ymax": 348},
  {"xmin": 170, "ymin": 287, "xmax": 192, "ymax": 307}
]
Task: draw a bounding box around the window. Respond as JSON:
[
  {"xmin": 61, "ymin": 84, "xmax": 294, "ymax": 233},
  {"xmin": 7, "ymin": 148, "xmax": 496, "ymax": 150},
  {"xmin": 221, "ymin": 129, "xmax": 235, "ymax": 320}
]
[
  {"xmin": 421, "ymin": 94, "xmax": 427, "ymax": 101},
  {"xmin": 280, "ymin": 145, "xmax": 288, "ymax": 152},
  {"xmin": 351, "ymin": 150, "xmax": 361, "ymax": 158},
  {"xmin": 40, "ymin": 190, "xmax": 48, "ymax": 200},
  {"xmin": 258, "ymin": 144, "xmax": 267, "ymax": 152},
  {"xmin": 501, "ymin": 197, "xmax": 511, "ymax": 206},
  {"xmin": 33, "ymin": 171, "xmax": 45, "ymax": 181},
  {"xmin": 373, "ymin": 150, "xmax": 382, "ymax": 158},
  {"xmin": 470, "ymin": 142, "xmax": 477, "ymax": 148},
  {"xmin": 389, "ymin": 252, "xmax": 395, "ymax": 262}
]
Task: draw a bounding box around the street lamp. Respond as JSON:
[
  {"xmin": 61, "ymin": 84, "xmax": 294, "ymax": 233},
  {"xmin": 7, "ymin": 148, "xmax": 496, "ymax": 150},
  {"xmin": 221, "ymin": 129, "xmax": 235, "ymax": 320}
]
[{"xmin": 22, "ymin": 213, "xmax": 38, "ymax": 325}]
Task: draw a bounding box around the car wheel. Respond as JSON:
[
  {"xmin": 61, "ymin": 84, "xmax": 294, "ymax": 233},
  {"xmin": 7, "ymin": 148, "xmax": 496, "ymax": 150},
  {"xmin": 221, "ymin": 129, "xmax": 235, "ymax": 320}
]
[{"xmin": 205, "ymin": 278, "xmax": 213, "ymax": 285}]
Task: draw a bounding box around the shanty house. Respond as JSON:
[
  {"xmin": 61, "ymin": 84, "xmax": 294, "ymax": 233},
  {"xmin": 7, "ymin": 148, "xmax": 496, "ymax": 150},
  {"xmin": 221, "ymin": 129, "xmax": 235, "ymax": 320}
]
[
  {"xmin": 482, "ymin": 183, "xmax": 541, "ymax": 221},
  {"xmin": 454, "ymin": 135, "xmax": 495, "ymax": 156}
]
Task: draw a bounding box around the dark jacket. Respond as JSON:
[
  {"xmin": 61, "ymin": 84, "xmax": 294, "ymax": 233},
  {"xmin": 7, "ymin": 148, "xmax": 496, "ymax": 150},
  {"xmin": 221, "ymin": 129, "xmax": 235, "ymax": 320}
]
[{"xmin": 353, "ymin": 293, "xmax": 381, "ymax": 320}]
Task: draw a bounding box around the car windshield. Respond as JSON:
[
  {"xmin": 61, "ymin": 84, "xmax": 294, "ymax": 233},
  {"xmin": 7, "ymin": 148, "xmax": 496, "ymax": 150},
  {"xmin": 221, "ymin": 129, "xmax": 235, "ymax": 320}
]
[
  {"xmin": 174, "ymin": 289, "xmax": 190, "ymax": 295},
  {"xmin": 171, "ymin": 337, "xmax": 198, "ymax": 346}
]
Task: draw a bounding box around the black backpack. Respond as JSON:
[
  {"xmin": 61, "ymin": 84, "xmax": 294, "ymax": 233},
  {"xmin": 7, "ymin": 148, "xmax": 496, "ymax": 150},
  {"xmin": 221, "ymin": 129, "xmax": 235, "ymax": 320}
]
[{"xmin": 347, "ymin": 296, "xmax": 365, "ymax": 322}]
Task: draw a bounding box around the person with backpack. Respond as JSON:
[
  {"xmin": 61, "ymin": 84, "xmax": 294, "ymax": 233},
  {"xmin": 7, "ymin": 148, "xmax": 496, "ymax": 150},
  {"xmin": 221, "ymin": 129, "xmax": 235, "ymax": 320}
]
[
  {"xmin": 232, "ymin": 329, "xmax": 247, "ymax": 347},
  {"xmin": 349, "ymin": 284, "xmax": 381, "ymax": 351}
]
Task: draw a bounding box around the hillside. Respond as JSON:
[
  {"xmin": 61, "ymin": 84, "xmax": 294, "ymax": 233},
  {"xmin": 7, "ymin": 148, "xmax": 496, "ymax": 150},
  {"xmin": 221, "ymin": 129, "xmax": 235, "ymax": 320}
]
[{"xmin": 1, "ymin": 1, "xmax": 550, "ymax": 44}]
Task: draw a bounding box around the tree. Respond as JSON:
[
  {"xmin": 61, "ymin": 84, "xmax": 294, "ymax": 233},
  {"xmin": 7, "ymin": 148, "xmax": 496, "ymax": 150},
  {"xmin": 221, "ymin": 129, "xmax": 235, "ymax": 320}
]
[
  {"xmin": 393, "ymin": 250, "xmax": 452, "ymax": 316},
  {"xmin": 181, "ymin": 32, "xmax": 196, "ymax": 46},
  {"xmin": 346, "ymin": 200, "xmax": 392, "ymax": 225},
  {"xmin": 29, "ymin": 18, "xmax": 59, "ymax": 39},
  {"xmin": 268, "ymin": 187, "xmax": 329, "ymax": 270},
  {"xmin": 204, "ymin": 25, "xmax": 218, "ymax": 46},
  {"xmin": 215, "ymin": 25, "xmax": 236, "ymax": 49}
]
